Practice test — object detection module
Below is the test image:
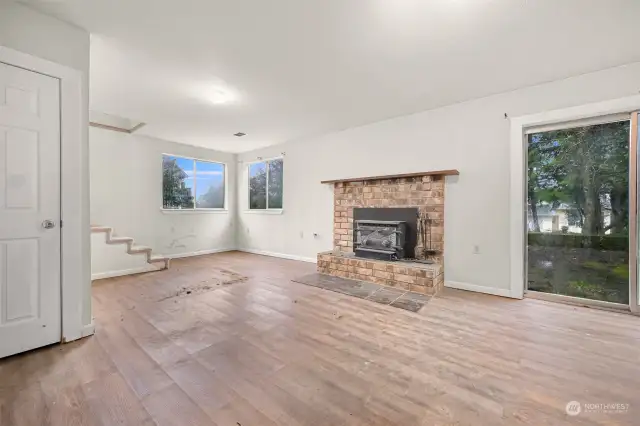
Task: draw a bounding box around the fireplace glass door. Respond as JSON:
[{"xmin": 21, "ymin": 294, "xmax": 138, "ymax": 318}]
[{"xmin": 526, "ymin": 116, "xmax": 632, "ymax": 306}]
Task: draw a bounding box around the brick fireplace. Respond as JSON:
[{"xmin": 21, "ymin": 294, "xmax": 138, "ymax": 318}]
[{"xmin": 317, "ymin": 170, "xmax": 458, "ymax": 295}]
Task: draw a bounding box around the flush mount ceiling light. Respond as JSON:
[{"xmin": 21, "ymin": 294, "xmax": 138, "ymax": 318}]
[
  {"xmin": 234, "ymin": 132, "xmax": 246, "ymax": 137},
  {"xmin": 205, "ymin": 85, "xmax": 239, "ymax": 105},
  {"xmin": 190, "ymin": 79, "xmax": 241, "ymax": 106},
  {"xmin": 209, "ymin": 89, "xmax": 233, "ymax": 104}
]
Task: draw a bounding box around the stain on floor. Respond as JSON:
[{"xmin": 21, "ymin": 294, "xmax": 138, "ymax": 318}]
[{"xmin": 158, "ymin": 268, "xmax": 248, "ymax": 301}]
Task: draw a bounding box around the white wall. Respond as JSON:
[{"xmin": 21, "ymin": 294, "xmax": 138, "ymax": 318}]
[
  {"xmin": 0, "ymin": 2, "xmax": 89, "ymax": 73},
  {"xmin": 237, "ymin": 61, "xmax": 640, "ymax": 296},
  {"xmin": 90, "ymin": 127, "xmax": 237, "ymax": 277},
  {"xmin": 0, "ymin": 2, "xmax": 92, "ymax": 326}
]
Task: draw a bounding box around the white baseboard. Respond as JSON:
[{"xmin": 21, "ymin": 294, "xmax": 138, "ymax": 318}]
[
  {"xmin": 92, "ymin": 265, "xmax": 158, "ymax": 281},
  {"xmin": 445, "ymin": 280, "xmax": 517, "ymax": 299},
  {"xmin": 239, "ymin": 248, "xmax": 317, "ymax": 263},
  {"xmin": 166, "ymin": 247, "xmax": 235, "ymax": 259},
  {"xmin": 91, "ymin": 248, "xmax": 236, "ymax": 280}
]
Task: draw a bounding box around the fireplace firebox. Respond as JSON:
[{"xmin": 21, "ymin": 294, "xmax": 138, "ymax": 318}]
[
  {"xmin": 353, "ymin": 208, "xmax": 418, "ymax": 261},
  {"xmin": 355, "ymin": 220, "xmax": 406, "ymax": 260}
]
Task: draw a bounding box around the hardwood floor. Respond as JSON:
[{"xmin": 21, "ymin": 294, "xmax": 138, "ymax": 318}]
[{"xmin": 1, "ymin": 251, "xmax": 639, "ymax": 425}]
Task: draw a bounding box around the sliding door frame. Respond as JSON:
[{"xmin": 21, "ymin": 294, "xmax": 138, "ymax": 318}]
[
  {"xmin": 510, "ymin": 95, "xmax": 640, "ymax": 313},
  {"xmin": 524, "ymin": 114, "xmax": 630, "ymax": 311},
  {"xmin": 631, "ymin": 112, "xmax": 639, "ymax": 314}
]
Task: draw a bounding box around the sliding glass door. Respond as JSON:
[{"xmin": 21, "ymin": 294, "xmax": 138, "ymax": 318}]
[{"xmin": 526, "ymin": 116, "xmax": 632, "ymax": 307}]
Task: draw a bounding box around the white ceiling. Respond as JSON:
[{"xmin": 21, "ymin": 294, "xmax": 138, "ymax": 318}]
[{"xmin": 24, "ymin": 0, "xmax": 640, "ymax": 153}]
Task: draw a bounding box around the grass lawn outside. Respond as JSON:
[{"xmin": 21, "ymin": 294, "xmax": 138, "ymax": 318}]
[{"xmin": 527, "ymin": 245, "xmax": 629, "ymax": 304}]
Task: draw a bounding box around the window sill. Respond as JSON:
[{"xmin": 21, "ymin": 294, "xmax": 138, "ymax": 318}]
[
  {"xmin": 243, "ymin": 209, "xmax": 284, "ymax": 215},
  {"xmin": 160, "ymin": 208, "xmax": 229, "ymax": 214}
]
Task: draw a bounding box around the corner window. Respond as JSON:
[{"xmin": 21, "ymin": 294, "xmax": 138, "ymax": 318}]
[
  {"xmin": 162, "ymin": 155, "xmax": 225, "ymax": 209},
  {"xmin": 249, "ymin": 158, "xmax": 283, "ymax": 209}
]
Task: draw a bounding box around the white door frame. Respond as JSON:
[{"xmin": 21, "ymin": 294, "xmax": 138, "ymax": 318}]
[
  {"xmin": 0, "ymin": 45, "xmax": 92, "ymax": 342},
  {"xmin": 509, "ymin": 94, "xmax": 640, "ymax": 304}
]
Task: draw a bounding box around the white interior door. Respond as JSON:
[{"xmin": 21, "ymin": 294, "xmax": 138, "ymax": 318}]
[{"xmin": 0, "ymin": 62, "xmax": 61, "ymax": 358}]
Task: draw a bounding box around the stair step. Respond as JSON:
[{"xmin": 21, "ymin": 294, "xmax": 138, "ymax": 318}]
[
  {"xmin": 108, "ymin": 237, "xmax": 133, "ymax": 244},
  {"xmin": 93, "ymin": 224, "xmax": 171, "ymax": 273},
  {"xmin": 129, "ymin": 245, "xmax": 152, "ymax": 254},
  {"xmin": 91, "ymin": 226, "xmax": 112, "ymax": 233},
  {"xmin": 149, "ymin": 256, "xmax": 171, "ymax": 270}
]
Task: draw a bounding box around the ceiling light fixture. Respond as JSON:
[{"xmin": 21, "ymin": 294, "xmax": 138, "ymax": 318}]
[
  {"xmin": 191, "ymin": 80, "xmax": 240, "ymax": 106},
  {"xmin": 198, "ymin": 84, "xmax": 239, "ymax": 105},
  {"xmin": 208, "ymin": 88, "xmax": 235, "ymax": 105}
]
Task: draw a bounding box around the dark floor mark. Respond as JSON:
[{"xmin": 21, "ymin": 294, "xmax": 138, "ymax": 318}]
[
  {"xmin": 292, "ymin": 273, "xmax": 430, "ymax": 312},
  {"xmin": 157, "ymin": 268, "xmax": 248, "ymax": 301}
]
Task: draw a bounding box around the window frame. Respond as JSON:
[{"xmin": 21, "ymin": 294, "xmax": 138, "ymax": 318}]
[
  {"xmin": 161, "ymin": 153, "xmax": 227, "ymax": 211},
  {"xmin": 247, "ymin": 156, "xmax": 284, "ymax": 212}
]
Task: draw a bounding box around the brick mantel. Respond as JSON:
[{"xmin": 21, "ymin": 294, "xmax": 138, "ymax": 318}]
[{"xmin": 320, "ymin": 169, "xmax": 459, "ymax": 184}]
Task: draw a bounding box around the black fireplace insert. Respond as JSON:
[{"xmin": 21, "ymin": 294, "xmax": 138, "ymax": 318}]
[{"xmin": 353, "ymin": 208, "xmax": 418, "ymax": 261}]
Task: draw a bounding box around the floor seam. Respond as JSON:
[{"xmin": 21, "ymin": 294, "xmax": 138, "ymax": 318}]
[
  {"xmin": 388, "ymin": 291, "xmax": 408, "ymax": 306},
  {"xmin": 364, "ymin": 287, "xmax": 383, "ymax": 300}
]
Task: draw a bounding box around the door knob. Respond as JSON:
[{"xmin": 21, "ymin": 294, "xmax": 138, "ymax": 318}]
[{"xmin": 42, "ymin": 220, "xmax": 56, "ymax": 229}]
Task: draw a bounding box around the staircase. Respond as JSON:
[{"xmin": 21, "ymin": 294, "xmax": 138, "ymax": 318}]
[{"xmin": 91, "ymin": 225, "xmax": 171, "ymax": 271}]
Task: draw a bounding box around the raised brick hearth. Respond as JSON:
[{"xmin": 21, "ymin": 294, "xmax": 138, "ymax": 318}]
[
  {"xmin": 317, "ymin": 251, "xmax": 444, "ymax": 295},
  {"xmin": 318, "ymin": 171, "xmax": 453, "ymax": 296}
]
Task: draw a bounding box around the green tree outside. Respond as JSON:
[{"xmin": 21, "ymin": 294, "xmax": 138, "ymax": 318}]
[
  {"xmin": 527, "ymin": 120, "xmax": 631, "ymax": 304},
  {"xmin": 163, "ymin": 157, "xmax": 194, "ymax": 209},
  {"xmin": 249, "ymin": 159, "xmax": 283, "ymax": 209}
]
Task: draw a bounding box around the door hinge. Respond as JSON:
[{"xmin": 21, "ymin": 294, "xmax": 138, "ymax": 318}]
[{"xmin": 60, "ymin": 220, "xmax": 63, "ymax": 228}]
